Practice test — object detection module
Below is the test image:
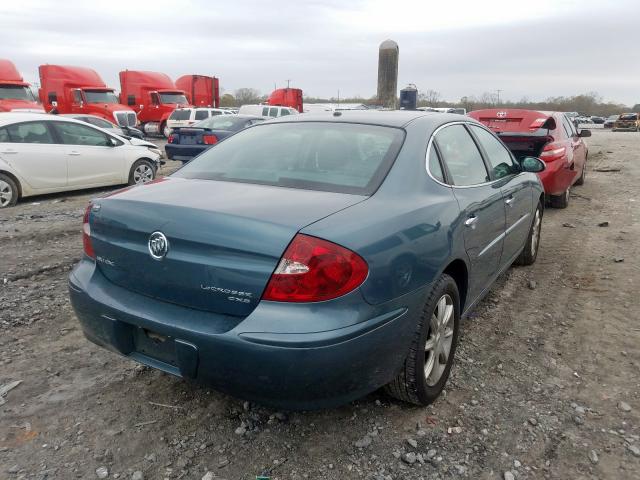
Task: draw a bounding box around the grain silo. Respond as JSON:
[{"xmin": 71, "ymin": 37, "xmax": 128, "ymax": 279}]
[{"xmin": 377, "ymin": 40, "xmax": 399, "ymax": 109}]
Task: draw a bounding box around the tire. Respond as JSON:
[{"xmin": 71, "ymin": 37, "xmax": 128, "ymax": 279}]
[
  {"xmin": 385, "ymin": 274, "xmax": 460, "ymax": 406},
  {"xmin": 514, "ymin": 202, "xmax": 542, "ymax": 266},
  {"xmin": 0, "ymin": 173, "xmax": 19, "ymax": 208},
  {"xmin": 575, "ymin": 159, "xmax": 586, "ymax": 186},
  {"xmin": 549, "ymin": 186, "xmax": 570, "ymax": 208},
  {"xmin": 128, "ymin": 159, "xmax": 156, "ymax": 186}
]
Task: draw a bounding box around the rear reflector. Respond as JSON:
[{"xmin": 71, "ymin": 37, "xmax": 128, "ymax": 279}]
[
  {"xmin": 262, "ymin": 234, "xmax": 368, "ymax": 302},
  {"xmin": 83, "ymin": 204, "xmax": 95, "ymax": 259},
  {"xmin": 203, "ymin": 134, "xmax": 218, "ymax": 145}
]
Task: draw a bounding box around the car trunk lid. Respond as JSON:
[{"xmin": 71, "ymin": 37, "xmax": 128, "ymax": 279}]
[{"xmin": 89, "ymin": 178, "xmax": 365, "ymax": 317}]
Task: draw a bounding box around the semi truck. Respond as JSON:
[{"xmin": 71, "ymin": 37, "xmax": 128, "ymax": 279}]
[
  {"xmin": 38, "ymin": 65, "xmax": 136, "ymax": 127},
  {"xmin": 175, "ymin": 75, "xmax": 219, "ymax": 108},
  {"xmin": 119, "ymin": 70, "xmax": 190, "ymax": 137},
  {"xmin": 267, "ymin": 88, "xmax": 303, "ymax": 113},
  {"xmin": 0, "ymin": 59, "xmax": 44, "ymax": 113}
]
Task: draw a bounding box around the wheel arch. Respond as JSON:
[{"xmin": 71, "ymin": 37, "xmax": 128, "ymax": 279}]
[{"xmin": 441, "ymin": 258, "xmax": 468, "ymax": 312}]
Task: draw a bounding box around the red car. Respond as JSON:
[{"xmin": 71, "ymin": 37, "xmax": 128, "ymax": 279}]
[{"xmin": 468, "ymin": 109, "xmax": 590, "ymax": 208}]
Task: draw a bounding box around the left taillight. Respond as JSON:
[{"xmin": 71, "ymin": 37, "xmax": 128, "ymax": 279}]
[
  {"xmin": 262, "ymin": 234, "xmax": 368, "ymax": 302},
  {"xmin": 83, "ymin": 204, "xmax": 95, "ymax": 260},
  {"xmin": 202, "ymin": 134, "xmax": 218, "ymax": 145},
  {"xmin": 167, "ymin": 134, "xmax": 175, "ymax": 143}
]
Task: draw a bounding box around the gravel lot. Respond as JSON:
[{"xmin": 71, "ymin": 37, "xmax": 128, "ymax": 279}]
[{"xmin": 1, "ymin": 130, "xmax": 639, "ymax": 480}]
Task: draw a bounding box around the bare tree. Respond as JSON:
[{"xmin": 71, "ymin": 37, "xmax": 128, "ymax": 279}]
[
  {"xmin": 234, "ymin": 88, "xmax": 262, "ymax": 106},
  {"xmin": 419, "ymin": 89, "xmax": 442, "ymax": 107}
]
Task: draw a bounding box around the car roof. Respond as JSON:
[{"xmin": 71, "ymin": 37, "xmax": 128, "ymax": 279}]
[
  {"xmin": 0, "ymin": 112, "xmax": 95, "ymax": 127},
  {"xmin": 266, "ymin": 110, "xmax": 460, "ymax": 128}
]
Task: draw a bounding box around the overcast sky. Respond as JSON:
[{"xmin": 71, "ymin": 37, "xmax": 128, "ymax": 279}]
[{"xmin": 2, "ymin": 0, "xmax": 639, "ymax": 105}]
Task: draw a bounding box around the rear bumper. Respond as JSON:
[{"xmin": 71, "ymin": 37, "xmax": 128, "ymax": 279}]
[
  {"xmin": 164, "ymin": 144, "xmax": 209, "ymax": 162},
  {"xmin": 69, "ymin": 260, "xmax": 423, "ymax": 409}
]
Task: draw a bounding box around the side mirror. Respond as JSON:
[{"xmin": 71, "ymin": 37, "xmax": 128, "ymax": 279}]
[
  {"xmin": 108, "ymin": 137, "xmax": 118, "ymax": 147},
  {"xmin": 521, "ymin": 156, "xmax": 545, "ymax": 173},
  {"xmin": 579, "ymin": 129, "xmax": 591, "ymax": 138}
]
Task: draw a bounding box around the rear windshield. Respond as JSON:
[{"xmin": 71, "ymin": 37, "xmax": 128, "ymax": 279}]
[
  {"xmin": 619, "ymin": 114, "xmax": 638, "ymax": 120},
  {"xmin": 170, "ymin": 109, "xmax": 191, "ymax": 120},
  {"xmin": 173, "ymin": 122, "xmax": 405, "ymax": 195}
]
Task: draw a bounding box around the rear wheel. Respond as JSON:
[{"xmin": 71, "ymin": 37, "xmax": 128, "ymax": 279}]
[
  {"xmin": 128, "ymin": 160, "xmax": 156, "ymax": 186},
  {"xmin": 0, "ymin": 173, "xmax": 19, "ymax": 208},
  {"xmin": 385, "ymin": 274, "xmax": 460, "ymax": 405},
  {"xmin": 514, "ymin": 202, "xmax": 542, "ymax": 266},
  {"xmin": 550, "ymin": 186, "xmax": 570, "ymax": 208}
]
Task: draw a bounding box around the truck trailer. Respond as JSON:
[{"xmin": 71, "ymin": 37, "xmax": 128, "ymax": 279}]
[
  {"xmin": 175, "ymin": 75, "xmax": 219, "ymax": 108},
  {"xmin": 120, "ymin": 70, "xmax": 190, "ymax": 137},
  {"xmin": 0, "ymin": 59, "xmax": 44, "ymax": 113},
  {"xmin": 38, "ymin": 65, "xmax": 136, "ymax": 127}
]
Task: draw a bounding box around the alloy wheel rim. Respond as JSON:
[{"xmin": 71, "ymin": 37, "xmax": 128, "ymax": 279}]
[
  {"xmin": 0, "ymin": 180, "xmax": 13, "ymax": 207},
  {"xmin": 531, "ymin": 209, "xmax": 541, "ymax": 256},
  {"xmin": 133, "ymin": 165, "xmax": 153, "ymax": 184},
  {"xmin": 424, "ymin": 294, "xmax": 454, "ymax": 386}
]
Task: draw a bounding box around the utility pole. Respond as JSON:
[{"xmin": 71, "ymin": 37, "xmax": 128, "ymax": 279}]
[
  {"xmin": 286, "ymin": 79, "xmax": 291, "ymax": 89},
  {"xmin": 496, "ymin": 89, "xmax": 502, "ymax": 105},
  {"xmin": 337, "ymin": 89, "xmax": 340, "ymax": 105}
]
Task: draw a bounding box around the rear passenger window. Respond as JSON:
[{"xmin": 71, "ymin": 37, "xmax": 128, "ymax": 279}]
[
  {"xmin": 5, "ymin": 122, "xmax": 55, "ymax": 144},
  {"xmin": 0, "ymin": 128, "xmax": 9, "ymax": 142},
  {"xmin": 435, "ymin": 124, "xmax": 489, "ymax": 186},
  {"xmin": 469, "ymin": 126, "xmax": 517, "ymax": 179},
  {"xmin": 195, "ymin": 110, "xmax": 208, "ymax": 120},
  {"xmin": 428, "ymin": 146, "xmax": 445, "ymax": 183},
  {"xmin": 262, "ymin": 107, "xmax": 269, "ymax": 116},
  {"xmin": 563, "ymin": 116, "xmax": 577, "ymax": 137},
  {"xmin": 269, "ymin": 107, "xmax": 279, "ymax": 117}
]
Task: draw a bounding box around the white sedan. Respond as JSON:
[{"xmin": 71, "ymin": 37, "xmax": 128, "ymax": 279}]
[{"xmin": 0, "ymin": 113, "xmax": 162, "ymax": 208}]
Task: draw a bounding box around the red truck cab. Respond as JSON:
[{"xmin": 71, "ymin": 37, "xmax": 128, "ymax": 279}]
[
  {"xmin": 38, "ymin": 65, "xmax": 136, "ymax": 127},
  {"xmin": 175, "ymin": 75, "xmax": 219, "ymax": 108},
  {"xmin": 120, "ymin": 70, "xmax": 190, "ymax": 137},
  {"xmin": 0, "ymin": 59, "xmax": 44, "ymax": 113},
  {"xmin": 267, "ymin": 88, "xmax": 303, "ymax": 113}
]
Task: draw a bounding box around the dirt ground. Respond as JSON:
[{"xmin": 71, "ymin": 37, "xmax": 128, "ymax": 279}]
[{"xmin": 1, "ymin": 130, "xmax": 638, "ymax": 480}]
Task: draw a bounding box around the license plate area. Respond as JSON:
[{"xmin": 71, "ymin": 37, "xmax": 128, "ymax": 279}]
[{"xmin": 133, "ymin": 327, "xmax": 177, "ymax": 366}]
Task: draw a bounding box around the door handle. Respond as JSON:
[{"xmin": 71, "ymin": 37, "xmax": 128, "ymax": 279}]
[
  {"xmin": 464, "ymin": 216, "xmax": 478, "ymax": 228},
  {"xmin": 68, "ymin": 151, "xmax": 81, "ymax": 156},
  {"xmin": 505, "ymin": 196, "xmax": 515, "ymax": 206}
]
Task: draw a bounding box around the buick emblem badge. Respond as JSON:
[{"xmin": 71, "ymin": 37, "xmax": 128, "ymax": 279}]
[
  {"xmin": 496, "ymin": 111, "xmax": 507, "ymax": 118},
  {"xmin": 148, "ymin": 231, "xmax": 169, "ymax": 260}
]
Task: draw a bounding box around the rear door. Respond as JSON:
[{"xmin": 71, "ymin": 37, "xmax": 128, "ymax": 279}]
[
  {"xmin": 434, "ymin": 123, "xmax": 506, "ymax": 300},
  {"xmin": 52, "ymin": 121, "xmax": 124, "ymax": 187},
  {"xmin": 469, "ymin": 125, "xmax": 532, "ymax": 265},
  {"xmin": 0, "ymin": 121, "xmax": 67, "ymax": 190}
]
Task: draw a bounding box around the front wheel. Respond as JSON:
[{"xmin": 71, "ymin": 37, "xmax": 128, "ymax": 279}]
[
  {"xmin": 385, "ymin": 274, "xmax": 460, "ymax": 406},
  {"xmin": 514, "ymin": 202, "xmax": 542, "ymax": 266},
  {"xmin": 0, "ymin": 173, "xmax": 19, "ymax": 208},
  {"xmin": 128, "ymin": 160, "xmax": 156, "ymax": 186}
]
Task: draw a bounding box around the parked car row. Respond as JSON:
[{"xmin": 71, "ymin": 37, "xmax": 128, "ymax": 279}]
[
  {"xmin": 0, "ymin": 113, "xmax": 162, "ymax": 207},
  {"xmin": 612, "ymin": 113, "xmax": 640, "ymax": 132}
]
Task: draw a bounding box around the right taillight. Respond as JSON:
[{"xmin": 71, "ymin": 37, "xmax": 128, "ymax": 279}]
[
  {"xmin": 167, "ymin": 134, "xmax": 175, "ymax": 143},
  {"xmin": 83, "ymin": 204, "xmax": 95, "ymax": 260},
  {"xmin": 262, "ymin": 234, "xmax": 368, "ymax": 302},
  {"xmin": 539, "ymin": 142, "xmax": 566, "ymax": 162}
]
